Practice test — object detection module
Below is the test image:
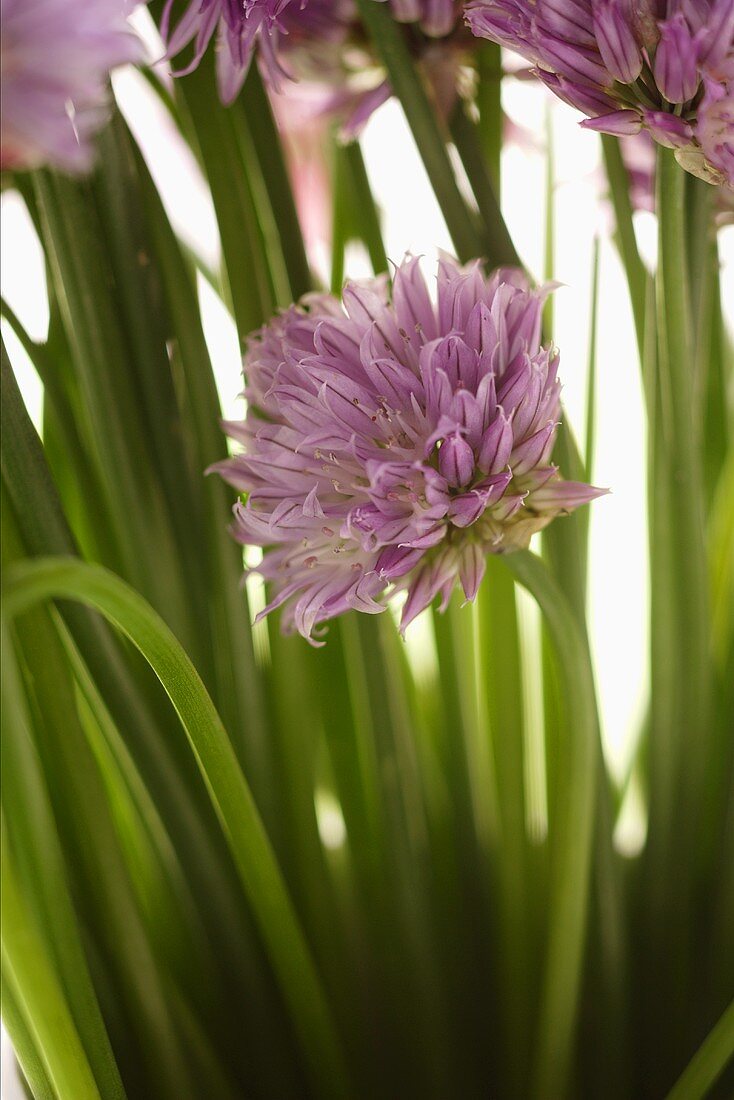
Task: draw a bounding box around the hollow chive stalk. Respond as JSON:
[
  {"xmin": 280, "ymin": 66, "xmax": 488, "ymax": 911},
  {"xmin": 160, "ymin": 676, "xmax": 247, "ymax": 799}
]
[{"xmin": 503, "ymin": 549, "xmax": 601, "ymax": 1099}]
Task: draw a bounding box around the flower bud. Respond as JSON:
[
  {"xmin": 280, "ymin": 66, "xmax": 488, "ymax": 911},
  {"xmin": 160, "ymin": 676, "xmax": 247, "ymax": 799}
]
[
  {"xmin": 654, "ymin": 14, "xmax": 700, "ymax": 103},
  {"xmin": 438, "ymin": 432, "xmax": 476, "ymax": 488},
  {"xmin": 593, "ymin": 0, "xmax": 643, "ymax": 83}
]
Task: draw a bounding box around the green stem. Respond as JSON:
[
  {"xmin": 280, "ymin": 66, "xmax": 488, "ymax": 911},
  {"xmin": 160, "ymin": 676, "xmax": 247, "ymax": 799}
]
[
  {"xmin": 241, "ymin": 68, "xmax": 312, "ymax": 300},
  {"xmin": 10, "ymin": 608, "xmax": 196, "ymax": 1100},
  {"xmin": 543, "ymin": 103, "xmax": 555, "ymax": 331},
  {"xmin": 542, "ymin": 420, "xmax": 589, "ymax": 627},
  {"xmin": 449, "ymin": 103, "xmax": 519, "ymax": 268},
  {"xmin": 2, "ymin": 558, "xmax": 350, "ymax": 1099},
  {"xmin": 228, "ymin": 100, "xmax": 292, "ymax": 309},
  {"xmin": 685, "ymin": 174, "xmax": 714, "ymax": 341},
  {"xmin": 355, "ymin": 0, "xmax": 480, "ymax": 263},
  {"xmin": 0, "ymin": 301, "xmax": 118, "ymax": 567},
  {"xmin": 93, "ymin": 114, "xmax": 215, "ymax": 680},
  {"xmin": 331, "ymin": 143, "xmax": 347, "ymax": 294},
  {"xmin": 264, "ymin": 632, "xmax": 340, "ymax": 985},
  {"xmin": 601, "ymin": 136, "xmax": 646, "ymax": 355},
  {"xmin": 477, "ymin": 565, "xmax": 532, "ymax": 1094},
  {"xmin": 584, "ymin": 238, "xmax": 601, "ymax": 483},
  {"xmin": 132, "ymin": 141, "xmax": 271, "ymax": 802},
  {"xmin": 349, "ymin": 613, "xmax": 452, "ymax": 1095},
  {"xmin": 601, "ymin": 152, "xmax": 715, "ymax": 972},
  {"xmin": 1, "ymin": 620, "xmax": 125, "ymax": 1099},
  {"xmin": 655, "ymin": 146, "xmax": 710, "ymax": 802},
  {"xmin": 178, "ymin": 59, "xmax": 276, "ymax": 338},
  {"xmin": 1, "ymin": 979, "xmax": 55, "ymax": 1100},
  {"xmin": 665, "ymin": 999, "xmax": 734, "ymax": 1100},
  {"xmin": 503, "ymin": 550, "xmax": 600, "ymax": 1099},
  {"xmin": 701, "ymin": 252, "xmax": 729, "ymax": 512},
  {"xmin": 344, "ymin": 141, "xmax": 389, "ymax": 275},
  {"xmin": 33, "ymin": 171, "xmax": 196, "ymax": 648},
  {"xmin": 1, "ymin": 821, "xmax": 102, "ymax": 1100},
  {"xmin": 1, "ymin": 349, "xmax": 263, "ymax": 1012},
  {"xmin": 331, "ymin": 138, "xmax": 388, "ymax": 292},
  {"xmin": 476, "ymin": 44, "xmax": 503, "ymax": 190},
  {"xmin": 641, "ymin": 152, "xmax": 712, "ymax": 1079}
]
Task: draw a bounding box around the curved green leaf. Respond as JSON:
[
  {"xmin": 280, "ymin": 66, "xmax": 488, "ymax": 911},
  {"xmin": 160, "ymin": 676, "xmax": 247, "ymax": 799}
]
[{"xmin": 2, "ymin": 556, "xmax": 349, "ymax": 1099}]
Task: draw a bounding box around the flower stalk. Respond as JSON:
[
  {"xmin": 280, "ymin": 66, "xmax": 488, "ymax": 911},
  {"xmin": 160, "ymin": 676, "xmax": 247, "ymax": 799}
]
[
  {"xmin": 652, "ymin": 147, "xmax": 711, "ymax": 838},
  {"xmin": 354, "ymin": 0, "xmax": 483, "ymax": 264},
  {"xmin": 503, "ymin": 549, "xmax": 601, "ymax": 1099}
]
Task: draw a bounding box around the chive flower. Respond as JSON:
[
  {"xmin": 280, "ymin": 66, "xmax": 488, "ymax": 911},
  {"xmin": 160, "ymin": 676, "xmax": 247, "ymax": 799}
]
[
  {"xmin": 465, "ymin": 0, "xmax": 734, "ymax": 186},
  {"xmin": 161, "ymin": 0, "xmax": 471, "ymax": 126},
  {"xmin": 214, "ymin": 257, "xmax": 605, "ymax": 641},
  {"xmin": 0, "ymin": 0, "xmax": 140, "ymax": 172},
  {"xmin": 160, "ymin": 0, "xmax": 300, "ymax": 102}
]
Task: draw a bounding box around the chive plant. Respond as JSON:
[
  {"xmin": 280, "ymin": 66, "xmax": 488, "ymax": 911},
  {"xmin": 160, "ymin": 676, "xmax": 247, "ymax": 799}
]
[{"xmin": 2, "ymin": 2, "xmax": 733, "ymax": 1098}]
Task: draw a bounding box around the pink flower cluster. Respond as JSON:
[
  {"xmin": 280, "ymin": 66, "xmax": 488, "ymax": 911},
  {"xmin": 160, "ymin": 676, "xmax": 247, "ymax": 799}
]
[
  {"xmin": 465, "ymin": 0, "xmax": 734, "ymax": 186},
  {"xmin": 214, "ymin": 257, "xmax": 605, "ymax": 640}
]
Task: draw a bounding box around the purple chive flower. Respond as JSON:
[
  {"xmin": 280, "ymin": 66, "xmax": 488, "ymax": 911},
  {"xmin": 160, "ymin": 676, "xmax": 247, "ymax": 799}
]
[
  {"xmin": 160, "ymin": 0, "xmax": 470, "ymax": 125},
  {"xmin": 654, "ymin": 13, "xmax": 699, "ymax": 103},
  {"xmin": 160, "ymin": 0, "xmax": 300, "ymax": 102},
  {"xmin": 0, "ymin": 0, "xmax": 140, "ymax": 172},
  {"xmin": 213, "ymin": 256, "xmax": 605, "ymax": 641},
  {"xmin": 465, "ymin": 0, "xmax": 734, "ymax": 187},
  {"xmin": 593, "ymin": 0, "xmax": 642, "ymax": 84}
]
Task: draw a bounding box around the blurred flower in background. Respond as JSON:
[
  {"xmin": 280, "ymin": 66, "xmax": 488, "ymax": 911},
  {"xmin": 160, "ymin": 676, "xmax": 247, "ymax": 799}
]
[
  {"xmin": 161, "ymin": 0, "xmax": 478, "ymax": 133},
  {"xmin": 214, "ymin": 256, "xmax": 605, "ymax": 640},
  {"xmin": 160, "ymin": 0, "xmax": 301, "ymax": 102},
  {"xmin": 465, "ymin": 0, "xmax": 734, "ymax": 186},
  {"xmin": 268, "ymin": 0, "xmax": 476, "ymax": 269},
  {"xmin": 277, "ymin": 0, "xmax": 474, "ymax": 136},
  {"xmin": 0, "ymin": 0, "xmax": 141, "ymax": 172}
]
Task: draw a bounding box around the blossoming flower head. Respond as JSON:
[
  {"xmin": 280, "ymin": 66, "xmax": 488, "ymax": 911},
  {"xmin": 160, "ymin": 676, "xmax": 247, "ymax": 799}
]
[
  {"xmin": 214, "ymin": 256, "xmax": 605, "ymax": 641},
  {"xmin": 465, "ymin": 0, "xmax": 734, "ymax": 187},
  {"xmin": 0, "ymin": 0, "xmax": 140, "ymax": 172}
]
